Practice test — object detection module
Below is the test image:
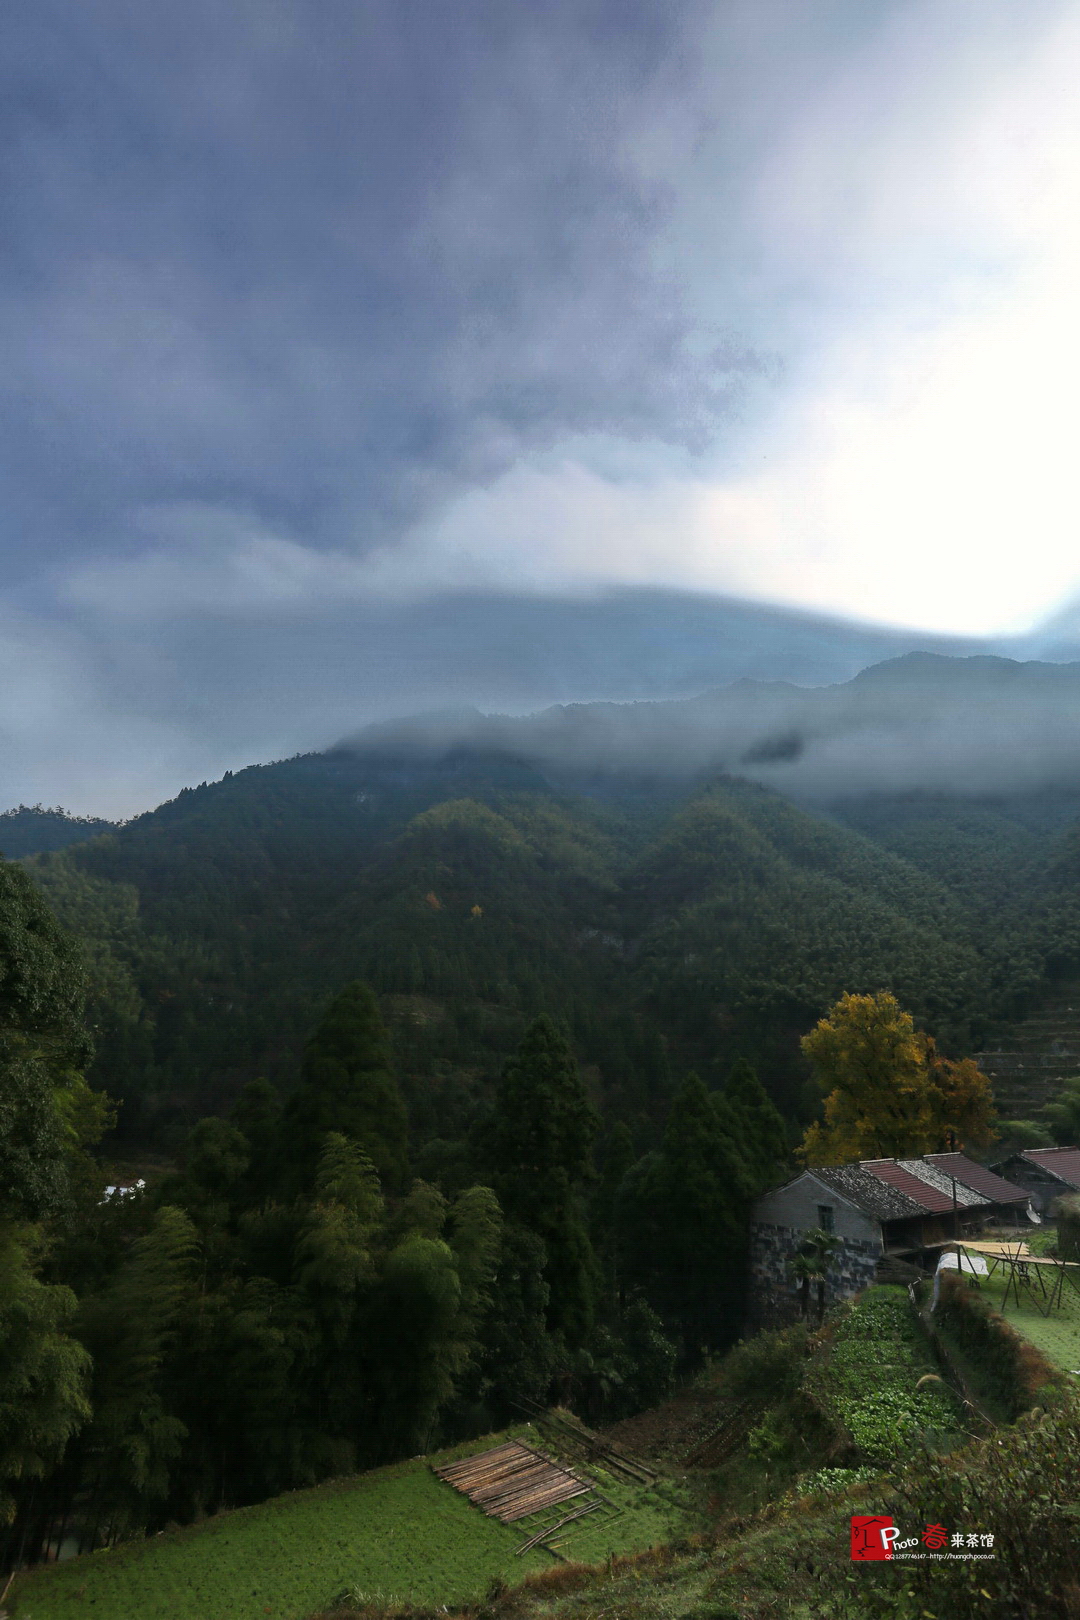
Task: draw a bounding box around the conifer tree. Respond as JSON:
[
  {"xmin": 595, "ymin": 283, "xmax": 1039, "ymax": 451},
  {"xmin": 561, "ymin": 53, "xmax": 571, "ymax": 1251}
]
[
  {"xmin": 473, "ymin": 1225, "xmax": 557, "ymax": 1409},
  {"xmin": 284, "ymin": 982, "xmax": 408, "ymax": 1191},
  {"xmin": 597, "ymin": 1122, "xmax": 636, "ymax": 1224},
  {"xmin": 488, "ymin": 1017, "xmax": 598, "ymax": 1206},
  {"xmin": 722, "ymin": 1057, "xmax": 788, "ymax": 1193},
  {"xmin": 485, "ymin": 1016, "xmax": 599, "ymax": 1346},
  {"xmin": 618, "ymin": 1074, "xmax": 751, "ymax": 1354},
  {"xmin": 594, "ymin": 1120, "xmax": 635, "ymax": 1300},
  {"xmin": 659, "ymin": 1073, "xmax": 751, "ymax": 1349},
  {"xmin": 446, "ymin": 1185, "xmax": 502, "ymax": 1333}
]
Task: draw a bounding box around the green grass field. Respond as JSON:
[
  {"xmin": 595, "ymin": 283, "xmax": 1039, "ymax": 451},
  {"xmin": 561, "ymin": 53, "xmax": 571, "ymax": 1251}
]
[
  {"xmin": 535, "ymin": 1467, "xmax": 694, "ymax": 1566},
  {"xmin": 9, "ymin": 1428, "xmax": 694, "ymax": 1620},
  {"xmin": 976, "ymin": 1263, "xmax": 1080, "ymax": 1374}
]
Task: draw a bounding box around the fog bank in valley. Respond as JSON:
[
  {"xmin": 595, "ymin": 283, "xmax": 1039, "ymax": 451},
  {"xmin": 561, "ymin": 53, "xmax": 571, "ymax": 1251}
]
[{"xmin": 340, "ymin": 653, "xmax": 1080, "ymax": 802}]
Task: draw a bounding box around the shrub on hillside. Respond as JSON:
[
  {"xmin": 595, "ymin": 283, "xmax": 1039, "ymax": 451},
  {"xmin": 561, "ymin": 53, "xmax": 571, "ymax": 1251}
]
[
  {"xmin": 876, "ymin": 1394, "xmax": 1080, "ymax": 1619},
  {"xmin": 1058, "ymin": 1194, "xmax": 1080, "ymax": 1262},
  {"xmin": 933, "ymin": 1271, "xmax": 1063, "ymax": 1418},
  {"xmin": 721, "ymin": 1323, "xmax": 810, "ymax": 1403}
]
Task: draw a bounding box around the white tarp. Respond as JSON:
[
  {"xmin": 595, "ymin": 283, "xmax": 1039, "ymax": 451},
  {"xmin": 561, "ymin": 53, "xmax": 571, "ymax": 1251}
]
[
  {"xmin": 931, "ymin": 1246, "xmax": 989, "ymax": 1310},
  {"xmin": 938, "ymin": 1249, "xmax": 989, "ymax": 1276}
]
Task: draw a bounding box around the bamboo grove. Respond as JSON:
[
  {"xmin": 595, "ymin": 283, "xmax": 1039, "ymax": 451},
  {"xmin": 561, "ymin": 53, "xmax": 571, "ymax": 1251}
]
[{"xmin": 0, "ymin": 859, "xmax": 786, "ymax": 1569}]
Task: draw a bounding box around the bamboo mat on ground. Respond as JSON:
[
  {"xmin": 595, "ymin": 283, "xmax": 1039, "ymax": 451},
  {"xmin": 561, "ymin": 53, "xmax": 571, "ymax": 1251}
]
[{"xmin": 433, "ymin": 1441, "xmax": 592, "ymax": 1524}]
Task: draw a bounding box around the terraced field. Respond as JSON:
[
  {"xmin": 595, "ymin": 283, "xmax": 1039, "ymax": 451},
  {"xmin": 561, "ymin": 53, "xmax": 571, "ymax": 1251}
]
[
  {"xmin": 11, "ymin": 1450, "xmax": 543, "ymax": 1620},
  {"xmin": 9, "ymin": 1427, "xmax": 695, "ymax": 1620}
]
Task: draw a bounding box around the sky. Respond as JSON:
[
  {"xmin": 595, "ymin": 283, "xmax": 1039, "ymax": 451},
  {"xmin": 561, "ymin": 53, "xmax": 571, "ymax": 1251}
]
[{"xmin": 6, "ymin": 0, "xmax": 1080, "ymax": 816}]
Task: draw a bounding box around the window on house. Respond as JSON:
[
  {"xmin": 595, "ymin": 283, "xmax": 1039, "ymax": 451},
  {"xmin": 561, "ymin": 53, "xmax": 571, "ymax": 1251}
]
[{"xmin": 817, "ymin": 1204, "xmax": 835, "ymax": 1233}]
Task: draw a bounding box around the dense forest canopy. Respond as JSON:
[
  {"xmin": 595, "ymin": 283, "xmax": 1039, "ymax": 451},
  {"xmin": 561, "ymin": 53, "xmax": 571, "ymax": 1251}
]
[
  {"xmin": 14, "ymin": 740, "xmax": 1070, "ymax": 1152},
  {"xmin": 0, "ymin": 807, "xmax": 116, "ymax": 860},
  {"xmin": 5, "ymin": 653, "xmax": 1080, "ymax": 1566}
]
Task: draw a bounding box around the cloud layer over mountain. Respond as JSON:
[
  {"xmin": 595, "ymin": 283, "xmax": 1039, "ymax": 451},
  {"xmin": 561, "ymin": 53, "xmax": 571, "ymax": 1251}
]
[
  {"xmin": 342, "ymin": 653, "xmax": 1080, "ymax": 802},
  {"xmin": 6, "ymin": 2, "xmax": 1080, "ymax": 813}
]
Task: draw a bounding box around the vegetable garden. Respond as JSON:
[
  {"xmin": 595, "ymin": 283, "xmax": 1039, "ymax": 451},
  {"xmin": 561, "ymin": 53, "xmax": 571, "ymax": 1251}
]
[{"xmin": 819, "ymin": 1285, "xmax": 961, "ymax": 1462}]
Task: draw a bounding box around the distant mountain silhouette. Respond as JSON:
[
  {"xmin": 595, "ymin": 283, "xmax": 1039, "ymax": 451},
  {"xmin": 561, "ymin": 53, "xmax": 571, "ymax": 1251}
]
[{"xmin": 0, "ymin": 805, "xmax": 116, "ymax": 859}]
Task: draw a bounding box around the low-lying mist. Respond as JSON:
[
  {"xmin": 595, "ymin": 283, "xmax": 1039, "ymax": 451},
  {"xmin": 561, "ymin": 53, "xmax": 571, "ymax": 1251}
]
[{"xmin": 337, "ymin": 652, "xmax": 1080, "ymax": 801}]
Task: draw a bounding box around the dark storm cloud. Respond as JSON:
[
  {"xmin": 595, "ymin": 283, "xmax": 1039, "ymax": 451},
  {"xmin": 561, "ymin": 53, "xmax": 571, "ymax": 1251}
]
[
  {"xmin": 0, "ymin": 0, "xmax": 867, "ymax": 814},
  {"xmin": 4, "ymin": 0, "xmax": 1078, "ymax": 816},
  {"xmin": 3, "ymin": 0, "xmax": 735, "ymax": 575}
]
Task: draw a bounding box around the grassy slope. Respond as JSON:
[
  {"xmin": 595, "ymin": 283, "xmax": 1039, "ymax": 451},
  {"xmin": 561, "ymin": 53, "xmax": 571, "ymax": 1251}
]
[
  {"xmin": 9, "ymin": 1429, "xmax": 695, "ymax": 1620},
  {"xmin": 10, "ymin": 1435, "xmax": 549, "ymax": 1620},
  {"xmin": 347, "ymin": 1289, "xmax": 1072, "ymax": 1620},
  {"xmin": 975, "ymin": 1267, "xmax": 1080, "ymax": 1373},
  {"xmin": 301, "ymin": 1288, "xmax": 969, "ymax": 1620}
]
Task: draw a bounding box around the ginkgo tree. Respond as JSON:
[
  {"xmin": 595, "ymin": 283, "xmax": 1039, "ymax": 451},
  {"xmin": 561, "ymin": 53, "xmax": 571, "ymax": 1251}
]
[{"xmin": 798, "ymin": 991, "xmax": 996, "ymax": 1165}]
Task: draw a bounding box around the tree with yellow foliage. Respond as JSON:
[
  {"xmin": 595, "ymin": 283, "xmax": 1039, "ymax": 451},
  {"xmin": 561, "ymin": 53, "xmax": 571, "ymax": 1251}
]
[{"xmin": 798, "ymin": 991, "xmax": 996, "ymax": 1165}]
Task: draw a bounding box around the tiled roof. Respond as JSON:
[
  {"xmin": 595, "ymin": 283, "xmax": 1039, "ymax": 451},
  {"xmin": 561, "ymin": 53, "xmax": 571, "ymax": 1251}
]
[
  {"xmin": 861, "ymin": 1159, "xmax": 958, "ymax": 1214},
  {"xmin": 810, "ymin": 1164, "xmax": 926, "ymax": 1222},
  {"xmin": 897, "ymin": 1159, "xmax": 988, "ymax": 1207},
  {"xmin": 924, "ymin": 1152, "xmax": 1030, "ymax": 1205},
  {"xmin": 1020, "ymin": 1147, "xmax": 1080, "ymax": 1190}
]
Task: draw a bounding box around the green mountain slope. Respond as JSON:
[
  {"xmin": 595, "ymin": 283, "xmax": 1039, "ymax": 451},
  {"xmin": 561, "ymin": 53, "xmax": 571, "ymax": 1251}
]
[
  {"xmin": 20, "ymin": 742, "xmax": 1040, "ymax": 1144},
  {"xmin": 629, "ymin": 779, "xmax": 991, "ymax": 1067},
  {"xmin": 0, "ymin": 805, "xmax": 115, "ymax": 858}
]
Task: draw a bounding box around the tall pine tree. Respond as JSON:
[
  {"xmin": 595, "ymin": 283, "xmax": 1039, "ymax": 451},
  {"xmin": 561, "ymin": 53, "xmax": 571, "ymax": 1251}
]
[
  {"xmin": 484, "ymin": 1016, "xmax": 599, "ymax": 1347},
  {"xmin": 283, "ymin": 982, "xmax": 408, "ymax": 1192},
  {"xmin": 618, "ymin": 1074, "xmax": 752, "ymax": 1356},
  {"xmin": 722, "ymin": 1057, "xmax": 789, "ymax": 1194}
]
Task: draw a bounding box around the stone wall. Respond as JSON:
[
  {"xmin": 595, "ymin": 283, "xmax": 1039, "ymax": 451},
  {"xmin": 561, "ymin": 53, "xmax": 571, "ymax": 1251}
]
[{"xmin": 746, "ymin": 1221, "xmax": 881, "ymax": 1333}]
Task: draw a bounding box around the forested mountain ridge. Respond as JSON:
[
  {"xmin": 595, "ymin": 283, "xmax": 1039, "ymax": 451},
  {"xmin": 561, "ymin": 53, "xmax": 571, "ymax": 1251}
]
[
  {"xmin": 339, "ymin": 650, "xmax": 1080, "ymax": 799},
  {"xmin": 0, "ymin": 865, "xmax": 784, "ymax": 1556},
  {"xmin": 11, "ymin": 739, "xmax": 1069, "ymax": 1151},
  {"xmin": 9, "ymin": 652, "xmax": 1080, "ymax": 1155},
  {"xmin": 0, "ymin": 804, "xmax": 116, "ymax": 858}
]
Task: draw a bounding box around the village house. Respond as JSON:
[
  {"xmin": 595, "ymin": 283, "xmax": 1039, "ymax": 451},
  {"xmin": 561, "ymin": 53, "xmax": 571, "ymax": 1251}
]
[
  {"xmin": 748, "ymin": 1152, "xmax": 1032, "ymax": 1329},
  {"xmin": 922, "ymin": 1150, "xmax": 1034, "ymax": 1222},
  {"xmin": 990, "ymin": 1146, "xmax": 1080, "ymax": 1214}
]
